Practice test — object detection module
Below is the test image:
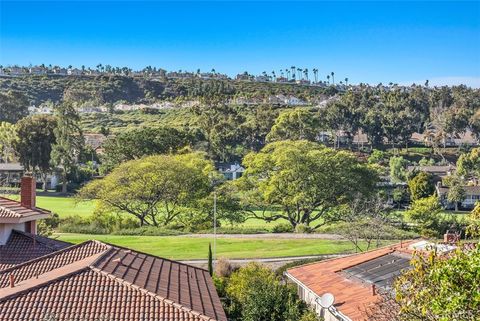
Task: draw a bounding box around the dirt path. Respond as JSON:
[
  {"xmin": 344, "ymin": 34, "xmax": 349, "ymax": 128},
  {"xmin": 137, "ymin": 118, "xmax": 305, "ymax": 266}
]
[{"xmin": 183, "ymin": 233, "xmax": 344, "ymax": 240}]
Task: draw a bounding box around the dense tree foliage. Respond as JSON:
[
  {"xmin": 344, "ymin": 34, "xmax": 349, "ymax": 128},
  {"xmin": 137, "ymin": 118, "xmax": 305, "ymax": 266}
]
[
  {"xmin": 238, "ymin": 140, "xmax": 378, "ymax": 228},
  {"xmin": 51, "ymin": 102, "xmax": 84, "ymax": 193},
  {"xmin": 407, "ymin": 171, "xmax": 435, "ymax": 201},
  {"xmin": 368, "ymin": 245, "xmax": 480, "ymax": 321},
  {"xmin": 79, "ymin": 153, "xmax": 215, "ymax": 226},
  {"xmin": 457, "ymin": 147, "xmax": 480, "ymax": 179},
  {"xmin": 267, "ymin": 108, "xmax": 320, "ymax": 142},
  {"xmin": 223, "ymin": 262, "xmax": 317, "ymax": 321},
  {"xmin": 406, "ymin": 195, "xmax": 443, "ymax": 237},
  {"xmin": 0, "ymin": 91, "xmax": 29, "ymax": 123},
  {"xmin": 101, "ymin": 126, "xmax": 193, "ymax": 172},
  {"xmin": 395, "ymin": 246, "xmax": 480, "ymax": 321},
  {"xmin": 0, "ymin": 122, "xmax": 17, "ymax": 163},
  {"xmin": 14, "ymin": 115, "xmax": 57, "ymax": 189}
]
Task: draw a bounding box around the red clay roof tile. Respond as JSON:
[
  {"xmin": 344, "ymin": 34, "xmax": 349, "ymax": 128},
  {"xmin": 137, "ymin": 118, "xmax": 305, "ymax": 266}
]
[{"xmin": 286, "ymin": 240, "xmax": 419, "ymax": 321}]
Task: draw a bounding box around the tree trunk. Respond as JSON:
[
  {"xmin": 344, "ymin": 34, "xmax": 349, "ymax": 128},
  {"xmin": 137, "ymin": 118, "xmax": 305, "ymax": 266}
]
[
  {"xmin": 455, "ymin": 202, "xmax": 458, "ymax": 212},
  {"xmin": 41, "ymin": 172, "xmax": 49, "ymax": 192},
  {"xmin": 61, "ymin": 172, "xmax": 67, "ymax": 194}
]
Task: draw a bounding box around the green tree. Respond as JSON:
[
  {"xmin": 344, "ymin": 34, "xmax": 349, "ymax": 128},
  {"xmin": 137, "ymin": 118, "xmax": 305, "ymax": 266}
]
[
  {"xmin": 78, "ymin": 153, "xmax": 213, "ymax": 226},
  {"xmin": 208, "ymin": 243, "xmax": 213, "ymax": 276},
  {"xmin": 466, "ymin": 202, "xmax": 480, "ymax": 239},
  {"xmin": 406, "ymin": 195, "xmax": 442, "ymax": 237},
  {"xmin": 408, "ymin": 171, "xmax": 435, "ymax": 201},
  {"xmin": 101, "ymin": 126, "xmax": 192, "ymax": 172},
  {"xmin": 51, "ymin": 103, "xmax": 83, "ymax": 193},
  {"xmin": 225, "ymin": 262, "xmax": 310, "ymax": 321},
  {"xmin": 446, "ymin": 177, "xmax": 466, "ymax": 211},
  {"xmin": 193, "ymin": 103, "xmax": 246, "ymax": 161},
  {"xmin": 14, "ymin": 115, "xmax": 57, "ymax": 190},
  {"xmin": 457, "ymin": 148, "xmax": 480, "ymax": 179},
  {"xmin": 389, "ymin": 156, "xmax": 408, "ymax": 183},
  {"xmin": 241, "ymin": 104, "xmax": 279, "ymax": 151},
  {"xmin": 0, "ymin": 91, "xmax": 29, "ymax": 123},
  {"xmin": 0, "ymin": 122, "xmax": 18, "ymax": 163},
  {"xmin": 392, "ymin": 187, "xmax": 407, "ymax": 209},
  {"xmin": 267, "ymin": 108, "xmax": 320, "ymax": 142},
  {"xmin": 239, "ymin": 140, "xmax": 378, "ymax": 229},
  {"xmin": 394, "ymin": 246, "xmax": 480, "ymax": 321}
]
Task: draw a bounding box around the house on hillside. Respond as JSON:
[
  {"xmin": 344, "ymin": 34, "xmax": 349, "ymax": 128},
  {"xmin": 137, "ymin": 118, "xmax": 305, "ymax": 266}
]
[
  {"xmin": 410, "ymin": 130, "xmax": 478, "ymax": 147},
  {"xmin": 77, "ymin": 106, "xmax": 107, "ymax": 113},
  {"xmin": 285, "ymin": 239, "xmax": 461, "ymax": 321},
  {"xmin": 28, "ymin": 66, "xmax": 47, "ymax": 75},
  {"xmin": 0, "ymin": 177, "xmax": 227, "ymax": 321},
  {"xmin": 0, "ymin": 163, "xmax": 59, "ymax": 189},
  {"xmin": 28, "ymin": 105, "xmax": 54, "ymax": 115},
  {"xmin": 67, "ymin": 68, "xmax": 82, "ymax": 76},
  {"xmin": 436, "ymin": 183, "xmax": 480, "ymax": 210},
  {"xmin": 407, "ymin": 165, "xmax": 456, "ymax": 180},
  {"xmin": 217, "ymin": 163, "xmax": 245, "ymax": 180}
]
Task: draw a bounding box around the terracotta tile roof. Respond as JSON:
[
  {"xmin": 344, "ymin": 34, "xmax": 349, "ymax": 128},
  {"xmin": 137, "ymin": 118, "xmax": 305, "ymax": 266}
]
[
  {"xmin": 0, "ymin": 196, "xmax": 50, "ymax": 222},
  {"xmin": 286, "ymin": 241, "xmax": 418, "ymax": 321},
  {"xmin": 0, "ymin": 269, "xmax": 212, "ymax": 321},
  {"xmin": 0, "ymin": 230, "xmax": 71, "ymax": 270},
  {"xmin": 0, "ymin": 240, "xmax": 108, "ymax": 287},
  {"xmin": 93, "ymin": 246, "xmax": 226, "ymax": 321},
  {"xmin": 0, "ymin": 240, "xmax": 227, "ymax": 321}
]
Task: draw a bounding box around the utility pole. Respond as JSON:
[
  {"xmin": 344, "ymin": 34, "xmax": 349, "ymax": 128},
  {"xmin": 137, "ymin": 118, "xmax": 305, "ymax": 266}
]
[{"xmin": 213, "ymin": 190, "xmax": 217, "ymax": 268}]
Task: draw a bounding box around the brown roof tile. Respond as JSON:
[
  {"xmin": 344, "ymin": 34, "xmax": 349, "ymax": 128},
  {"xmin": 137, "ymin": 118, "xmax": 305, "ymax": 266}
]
[
  {"xmin": 0, "ymin": 269, "xmax": 210, "ymax": 321},
  {"xmin": 0, "ymin": 240, "xmax": 108, "ymax": 287},
  {"xmin": 93, "ymin": 245, "xmax": 227, "ymax": 321},
  {"xmin": 0, "ymin": 240, "xmax": 227, "ymax": 321},
  {"xmin": 0, "ymin": 197, "xmax": 50, "ymax": 222},
  {"xmin": 0, "ymin": 230, "xmax": 71, "ymax": 270}
]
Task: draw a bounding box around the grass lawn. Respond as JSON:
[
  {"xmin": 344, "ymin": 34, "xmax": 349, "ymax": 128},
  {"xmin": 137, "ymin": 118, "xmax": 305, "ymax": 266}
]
[
  {"xmin": 55, "ymin": 233, "xmax": 393, "ymax": 260},
  {"xmin": 37, "ymin": 196, "xmax": 97, "ymax": 218}
]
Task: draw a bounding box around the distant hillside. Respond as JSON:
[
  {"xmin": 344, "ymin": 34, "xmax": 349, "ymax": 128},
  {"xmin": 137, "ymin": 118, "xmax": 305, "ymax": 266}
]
[{"xmin": 0, "ymin": 75, "xmax": 337, "ymax": 106}]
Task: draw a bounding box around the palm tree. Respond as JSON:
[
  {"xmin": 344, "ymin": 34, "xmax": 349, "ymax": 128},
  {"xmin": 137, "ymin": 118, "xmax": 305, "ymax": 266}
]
[
  {"xmin": 327, "ymin": 75, "xmax": 330, "ymax": 84},
  {"xmin": 211, "ymin": 68, "xmax": 216, "ymax": 75},
  {"xmin": 304, "ymin": 68, "xmax": 309, "ymax": 81},
  {"xmin": 297, "ymin": 68, "xmax": 302, "ymax": 80},
  {"xmin": 331, "ymin": 72, "xmax": 335, "ymax": 85},
  {"xmin": 313, "ymin": 68, "xmax": 318, "ymax": 83},
  {"xmin": 291, "ymin": 66, "xmax": 296, "ymax": 80},
  {"xmin": 271, "ymin": 71, "xmax": 276, "ymax": 82},
  {"xmin": 286, "ymin": 69, "xmax": 291, "ymax": 80},
  {"xmin": 280, "ymin": 69, "xmax": 284, "ymax": 78},
  {"xmin": 345, "ymin": 77, "xmax": 349, "ymax": 86}
]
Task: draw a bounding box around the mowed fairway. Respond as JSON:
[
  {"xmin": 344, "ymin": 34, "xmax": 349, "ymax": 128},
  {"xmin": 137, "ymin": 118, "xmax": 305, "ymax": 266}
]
[{"xmin": 56, "ymin": 233, "xmax": 394, "ymax": 260}]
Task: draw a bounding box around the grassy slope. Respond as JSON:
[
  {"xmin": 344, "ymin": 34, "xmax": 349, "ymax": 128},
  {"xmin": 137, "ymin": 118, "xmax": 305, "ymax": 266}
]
[{"xmin": 56, "ymin": 233, "xmax": 393, "ymax": 260}]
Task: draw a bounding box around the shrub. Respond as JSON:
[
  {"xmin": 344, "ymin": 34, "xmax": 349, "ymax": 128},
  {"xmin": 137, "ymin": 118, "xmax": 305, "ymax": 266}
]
[
  {"xmin": 215, "ymin": 258, "xmax": 237, "ymax": 278},
  {"xmin": 113, "ymin": 226, "xmax": 184, "ymax": 236},
  {"xmin": 225, "ymin": 262, "xmax": 309, "ymax": 321},
  {"xmin": 295, "ymin": 224, "xmax": 313, "ymax": 234},
  {"xmin": 272, "ymin": 223, "xmax": 294, "ymax": 233}
]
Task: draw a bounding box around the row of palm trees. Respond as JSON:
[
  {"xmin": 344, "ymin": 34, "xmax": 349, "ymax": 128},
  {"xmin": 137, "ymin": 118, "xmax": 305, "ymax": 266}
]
[{"xmin": 261, "ymin": 67, "xmax": 348, "ymax": 85}]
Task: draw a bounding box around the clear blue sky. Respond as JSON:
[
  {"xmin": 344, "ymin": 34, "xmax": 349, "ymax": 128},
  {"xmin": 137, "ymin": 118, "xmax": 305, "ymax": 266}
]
[{"xmin": 1, "ymin": 1, "xmax": 479, "ymax": 86}]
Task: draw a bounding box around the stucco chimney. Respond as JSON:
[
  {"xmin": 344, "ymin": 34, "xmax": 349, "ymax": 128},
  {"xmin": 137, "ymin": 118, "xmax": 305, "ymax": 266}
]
[{"xmin": 20, "ymin": 176, "xmax": 36, "ymax": 209}]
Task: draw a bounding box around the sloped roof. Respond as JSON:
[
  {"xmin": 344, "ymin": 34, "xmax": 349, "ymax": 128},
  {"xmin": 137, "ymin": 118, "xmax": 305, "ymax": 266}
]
[
  {"xmin": 0, "ymin": 240, "xmax": 108, "ymax": 287},
  {"xmin": 0, "ymin": 238, "xmax": 227, "ymax": 321},
  {"xmin": 437, "ymin": 185, "xmax": 480, "ymax": 195},
  {"xmin": 0, "ymin": 197, "xmax": 51, "ymax": 223},
  {"xmin": 0, "ymin": 230, "xmax": 71, "ymax": 270},
  {"xmin": 286, "ymin": 241, "xmax": 418, "ymax": 321}
]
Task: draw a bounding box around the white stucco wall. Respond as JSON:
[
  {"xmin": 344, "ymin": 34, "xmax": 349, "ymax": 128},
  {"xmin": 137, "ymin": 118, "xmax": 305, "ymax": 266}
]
[{"xmin": 0, "ymin": 223, "xmax": 25, "ymax": 245}]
